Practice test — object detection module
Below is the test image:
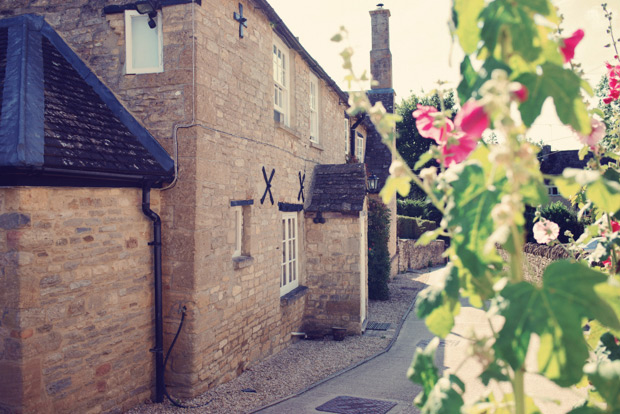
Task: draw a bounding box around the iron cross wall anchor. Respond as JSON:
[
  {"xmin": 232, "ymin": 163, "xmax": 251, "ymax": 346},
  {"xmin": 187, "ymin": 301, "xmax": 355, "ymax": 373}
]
[
  {"xmin": 233, "ymin": 3, "xmax": 247, "ymax": 38},
  {"xmin": 261, "ymin": 166, "xmax": 275, "ymax": 205},
  {"xmin": 298, "ymin": 171, "xmax": 305, "ymax": 202}
]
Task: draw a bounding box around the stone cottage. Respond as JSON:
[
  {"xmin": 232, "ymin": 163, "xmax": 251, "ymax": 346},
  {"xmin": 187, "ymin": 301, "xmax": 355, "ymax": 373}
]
[{"xmin": 0, "ymin": 1, "xmax": 395, "ymax": 412}]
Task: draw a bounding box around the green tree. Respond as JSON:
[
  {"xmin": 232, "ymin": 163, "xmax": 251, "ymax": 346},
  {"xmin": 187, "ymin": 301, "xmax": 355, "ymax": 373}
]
[
  {"xmin": 368, "ymin": 198, "xmax": 391, "ymax": 300},
  {"xmin": 395, "ymin": 92, "xmax": 456, "ymax": 199}
]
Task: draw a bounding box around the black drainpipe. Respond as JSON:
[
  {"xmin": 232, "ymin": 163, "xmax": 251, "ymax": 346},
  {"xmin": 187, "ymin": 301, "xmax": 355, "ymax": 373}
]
[{"xmin": 142, "ymin": 186, "xmax": 165, "ymax": 403}]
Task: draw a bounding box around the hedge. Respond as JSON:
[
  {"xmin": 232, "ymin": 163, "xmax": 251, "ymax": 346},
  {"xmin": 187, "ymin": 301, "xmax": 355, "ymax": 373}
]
[{"xmin": 397, "ymin": 215, "xmax": 437, "ymax": 239}]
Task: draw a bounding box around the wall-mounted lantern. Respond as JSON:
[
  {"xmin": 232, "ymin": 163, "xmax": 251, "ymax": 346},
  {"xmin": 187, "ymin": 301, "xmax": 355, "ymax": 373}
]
[
  {"xmin": 313, "ymin": 211, "xmax": 326, "ymax": 224},
  {"xmin": 135, "ymin": 0, "xmax": 160, "ymax": 28},
  {"xmin": 367, "ymin": 174, "xmax": 380, "ymax": 194}
]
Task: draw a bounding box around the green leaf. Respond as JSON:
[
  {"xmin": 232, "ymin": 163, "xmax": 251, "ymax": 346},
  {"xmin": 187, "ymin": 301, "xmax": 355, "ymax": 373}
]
[
  {"xmin": 453, "ymin": 0, "xmax": 484, "ymax": 54},
  {"xmin": 414, "ymin": 150, "xmax": 435, "ymax": 170},
  {"xmin": 457, "ymin": 57, "xmax": 511, "ymax": 103},
  {"xmin": 416, "ymin": 266, "xmax": 461, "ymax": 338},
  {"xmin": 554, "ymin": 168, "xmax": 600, "ymax": 199},
  {"xmin": 555, "ymin": 169, "xmax": 620, "ymax": 214},
  {"xmin": 479, "ymin": 1, "xmax": 543, "ymax": 63},
  {"xmin": 444, "ymin": 162, "xmax": 503, "ymax": 301},
  {"xmin": 421, "ymin": 376, "xmax": 465, "ymax": 414},
  {"xmin": 566, "ymin": 407, "xmax": 606, "ymax": 414},
  {"xmin": 518, "ymin": 0, "xmax": 550, "ymax": 15},
  {"xmin": 517, "ymin": 63, "xmax": 591, "ymax": 133},
  {"xmin": 584, "ymin": 360, "xmax": 620, "ymax": 410},
  {"xmin": 416, "ymin": 227, "xmax": 443, "ymax": 246},
  {"xmin": 521, "ymin": 179, "xmax": 549, "ymax": 207},
  {"xmin": 495, "ymin": 261, "xmax": 620, "ymax": 386},
  {"xmin": 409, "ymin": 337, "xmax": 441, "ymax": 407},
  {"xmin": 457, "ymin": 56, "xmax": 477, "ymax": 104},
  {"xmin": 480, "ymin": 361, "xmax": 510, "ymax": 386},
  {"xmin": 380, "ymin": 175, "xmax": 411, "ymax": 204}
]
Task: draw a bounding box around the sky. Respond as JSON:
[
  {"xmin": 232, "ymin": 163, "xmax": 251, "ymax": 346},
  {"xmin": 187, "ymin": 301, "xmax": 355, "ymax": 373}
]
[{"xmin": 267, "ymin": 0, "xmax": 620, "ymax": 150}]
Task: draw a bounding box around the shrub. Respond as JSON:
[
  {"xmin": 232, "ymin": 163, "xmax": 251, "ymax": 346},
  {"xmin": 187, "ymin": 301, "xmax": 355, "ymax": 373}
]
[
  {"xmin": 397, "ymin": 197, "xmax": 442, "ymax": 225},
  {"xmin": 397, "ymin": 215, "xmax": 437, "ymax": 239},
  {"xmin": 525, "ymin": 202, "xmax": 585, "ymax": 243},
  {"xmin": 368, "ymin": 198, "xmax": 391, "ymax": 300}
]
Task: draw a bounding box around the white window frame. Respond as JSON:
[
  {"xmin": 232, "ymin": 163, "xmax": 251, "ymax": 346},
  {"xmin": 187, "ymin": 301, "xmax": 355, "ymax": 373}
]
[
  {"xmin": 280, "ymin": 212, "xmax": 299, "ymax": 296},
  {"xmin": 273, "ymin": 38, "xmax": 289, "ymax": 126},
  {"xmin": 344, "ymin": 118, "xmax": 350, "ymax": 155},
  {"xmin": 547, "ymin": 185, "xmax": 559, "ymax": 196},
  {"xmin": 233, "ymin": 206, "xmax": 243, "ymax": 257},
  {"xmin": 310, "ymin": 73, "xmax": 319, "ymax": 143},
  {"xmin": 356, "ymin": 131, "xmax": 365, "ymax": 162},
  {"xmin": 125, "ymin": 10, "xmax": 163, "ymax": 74}
]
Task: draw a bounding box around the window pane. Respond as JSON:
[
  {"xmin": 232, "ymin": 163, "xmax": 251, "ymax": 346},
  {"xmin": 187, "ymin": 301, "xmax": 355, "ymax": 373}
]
[
  {"xmin": 131, "ymin": 15, "xmax": 159, "ymax": 69},
  {"xmin": 289, "ymin": 261, "xmax": 293, "ymax": 283}
]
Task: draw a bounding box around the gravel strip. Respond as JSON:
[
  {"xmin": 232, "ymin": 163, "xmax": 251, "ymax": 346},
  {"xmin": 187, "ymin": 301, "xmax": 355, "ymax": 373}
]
[{"xmin": 127, "ymin": 271, "xmax": 429, "ymax": 414}]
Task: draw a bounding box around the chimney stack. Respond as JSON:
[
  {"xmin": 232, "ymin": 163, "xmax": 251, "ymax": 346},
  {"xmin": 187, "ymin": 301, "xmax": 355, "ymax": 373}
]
[{"xmin": 369, "ymin": 4, "xmax": 392, "ymax": 90}]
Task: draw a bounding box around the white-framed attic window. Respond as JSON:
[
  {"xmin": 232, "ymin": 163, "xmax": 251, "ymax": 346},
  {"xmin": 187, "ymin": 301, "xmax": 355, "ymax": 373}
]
[
  {"xmin": 309, "ymin": 73, "xmax": 319, "ymax": 143},
  {"xmin": 125, "ymin": 10, "xmax": 163, "ymax": 74},
  {"xmin": 273, "ymin": 37, "xmax": 289, "ymax": 126}
]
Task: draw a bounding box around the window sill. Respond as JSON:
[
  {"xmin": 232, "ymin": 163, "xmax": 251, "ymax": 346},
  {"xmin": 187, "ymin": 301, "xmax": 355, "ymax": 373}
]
[
  {"xmin": 309, "ymin": 141, "xmax": 323, "ymax": 151},
  {"xmin": 232, "ymin": 255, "xmax": 254, "ymax": 270},
  {"xmin": 275, "ymin": 122, "xmax": 303, "ymax": 139},
  {"xmin": 280, "ymin": 285, "xmax": 308, "ymax": 307}
]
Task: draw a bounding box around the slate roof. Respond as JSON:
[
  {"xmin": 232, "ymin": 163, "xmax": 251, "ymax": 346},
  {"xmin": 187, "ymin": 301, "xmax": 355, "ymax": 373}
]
[
  {"xmin": 0, "ymin": 14, "xmax": 174, "ymax": 187},
  {"xmin": 307, "ymin": 163, "xmax": 367, "ymax": 213},
  {"xmin": 539, "ymin": 150, "xmax": 608, "ymax": 175}
]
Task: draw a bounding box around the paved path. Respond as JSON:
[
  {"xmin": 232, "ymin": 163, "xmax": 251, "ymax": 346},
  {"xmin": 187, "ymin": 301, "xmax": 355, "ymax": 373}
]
[{"xmin": 254, "ymin": 266, "xmax": 585, "ymax": 414}]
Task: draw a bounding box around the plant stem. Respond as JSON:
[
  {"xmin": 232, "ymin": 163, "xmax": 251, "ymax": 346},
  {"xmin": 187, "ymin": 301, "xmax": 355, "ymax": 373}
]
[
  {"xmin": 509, "ymin": 222, "xmax": 524, "ymax": 284},
  {"xmin": 513, "ymin": 368, "xmax": 526, "ymax": 414}
]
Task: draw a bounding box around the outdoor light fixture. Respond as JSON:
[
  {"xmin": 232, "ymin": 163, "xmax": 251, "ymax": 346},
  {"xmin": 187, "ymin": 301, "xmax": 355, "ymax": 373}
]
[
  {"xmin": 367, "ymin": 174, "xmax": 380, "ymax": 194},
  {"xmin": 135, "ymin": 0, "xmax": 160, "ymax": 28},
  {"xmin": 313, "ymin": 211, "xmax": 326, "ymax": 224}
]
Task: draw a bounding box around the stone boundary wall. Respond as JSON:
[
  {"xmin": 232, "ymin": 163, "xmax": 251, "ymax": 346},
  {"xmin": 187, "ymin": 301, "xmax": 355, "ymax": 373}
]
[
  {"xmin": 498, "ymin": 243, "xmax": 572, "ymax": 285},
  {"xmin": 397, "ymin": 239, "xmax": 446, "ymax": 273}
]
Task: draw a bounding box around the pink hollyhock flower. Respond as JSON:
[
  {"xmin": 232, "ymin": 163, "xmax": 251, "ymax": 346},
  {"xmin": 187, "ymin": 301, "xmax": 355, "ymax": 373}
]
[
  {"xmin": 436, "ymin": 100, "xmax": 489, "ymax": 167},
  {"xmin": 577, "ymin": 118, "xmax": 606, "ymax": 148},
  {"xmin": 602, "ymin": 220, "xmax": 620, "ymax": 236},
  {"xmin": 412, "ymin": 104, "xmax": 454, "ymax": 144},
  {"xmin": 533, "ymin": 219, "xmax": 560, "ymax": 244},
  {"xmin": 454, "ymin": 100, "xmax": 490, "ymax": 139},
  {"xmin": 604, "ymin": 62, "xmax": 620, "ymax": 104},
  {"xmin": 509, "ymin": 83, "xmax": 529, "ymax": 103},
  {"xmin": 442, "ymin": 133, "xmax": 479, "ymax": 167},
  {"xmin": 560, "ymin": 29, "xmax": 584, "ymax": 63}
]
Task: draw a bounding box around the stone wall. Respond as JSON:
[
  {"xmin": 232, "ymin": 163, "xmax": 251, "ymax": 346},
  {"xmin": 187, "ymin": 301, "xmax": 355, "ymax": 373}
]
[
  {"xmin": 303, "ymin": 210, "xmax": 367, "ymax": 336},
  {"xmin": 498, "ymin": 243, "xmax": 572, "ymax": 285},
  {"xmin": 397, "ymin": 239, "xmax": 446, "ymax": 272},
  {"xmin": 0, "ymin": 187, "xmax": 158, "ymax": 414}
]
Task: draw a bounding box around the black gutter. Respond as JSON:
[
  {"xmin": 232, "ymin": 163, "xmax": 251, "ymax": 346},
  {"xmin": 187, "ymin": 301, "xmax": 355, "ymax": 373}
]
[
  {"xmin": 141, "ymin": 186, "xmax": 165, "ymax": 403},
  {"xmin": 0, "ymin": 166, "xmax": 172, "ymax": 188}
]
